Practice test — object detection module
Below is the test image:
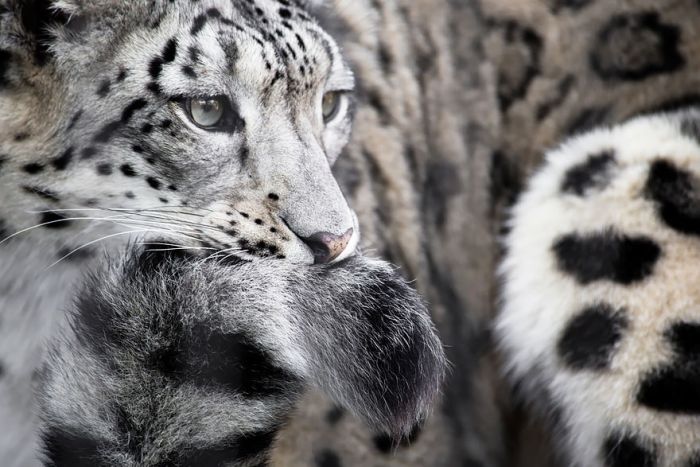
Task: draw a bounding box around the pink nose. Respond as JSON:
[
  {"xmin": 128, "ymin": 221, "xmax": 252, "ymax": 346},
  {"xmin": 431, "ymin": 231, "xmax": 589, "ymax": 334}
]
[{"xmin": 303, "ymin": 228, "xmax": 354, "ymax": 264}]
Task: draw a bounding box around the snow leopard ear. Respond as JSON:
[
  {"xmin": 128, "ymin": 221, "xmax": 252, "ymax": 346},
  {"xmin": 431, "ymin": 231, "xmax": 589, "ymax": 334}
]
[
  {"xmin": 15, "ymin": 0, "xmax": 72, "ymax": 66},
  {"xmin": 296, "ymin": 0, "xmax": 327, "ymax": 16},
  {"xmin": 5, "ymin": 0, "xmax": 153, "ymax": 69}
]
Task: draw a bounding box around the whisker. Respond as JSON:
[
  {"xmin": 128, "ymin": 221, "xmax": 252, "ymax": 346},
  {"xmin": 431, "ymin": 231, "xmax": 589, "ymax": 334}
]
[{"xmin": 46, "ymin": 229, "xmax": 163, "ymax": 270}]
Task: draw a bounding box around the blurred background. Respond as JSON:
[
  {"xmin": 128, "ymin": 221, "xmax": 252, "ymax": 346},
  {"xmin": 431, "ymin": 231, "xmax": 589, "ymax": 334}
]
[{"xmin": 271, "ymin": 0, "xmax": 700, "ymax": 465}]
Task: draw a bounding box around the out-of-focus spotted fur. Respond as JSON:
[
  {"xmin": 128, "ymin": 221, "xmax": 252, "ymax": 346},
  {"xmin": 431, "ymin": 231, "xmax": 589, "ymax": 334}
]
[{"xmin": 498, "ymin": 109, "xmax": 700, "ymax": 466}]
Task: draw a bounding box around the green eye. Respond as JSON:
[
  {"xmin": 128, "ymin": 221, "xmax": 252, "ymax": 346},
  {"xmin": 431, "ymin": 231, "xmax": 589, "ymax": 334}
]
[
  {"xmin": 189, "ymin": 97, "xmax": 226, "ymax": 128},
  {"xmin": 322, "ymin": 91, "xmax": 343, "ymax": 124}
]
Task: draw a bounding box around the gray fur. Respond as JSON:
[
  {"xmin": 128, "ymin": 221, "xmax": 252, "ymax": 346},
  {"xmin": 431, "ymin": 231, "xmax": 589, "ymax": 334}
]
[
  {"xmin": 0, "ymin": 0, "xmax": 367, "ymax": 464},
  {"xmin": 39, "ymin": 247, "xmax": 446, "ymax": 466}
]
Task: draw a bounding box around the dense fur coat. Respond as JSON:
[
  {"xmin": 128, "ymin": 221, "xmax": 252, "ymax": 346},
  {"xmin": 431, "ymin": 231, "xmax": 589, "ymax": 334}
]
[
  {"xmin": 0, "ymin": 0, "xmax": 444, "ymax": 465},
  {"xmin": 41, "ymin": 248, "xmax": 445, "ymax": 466},
  {"xmin": 498, "ymin": 109, "xmax": 700, "ymax": 467},
  {"xmin": 5, "ymin": 0, "xmax": 700, "ymax": 465}
]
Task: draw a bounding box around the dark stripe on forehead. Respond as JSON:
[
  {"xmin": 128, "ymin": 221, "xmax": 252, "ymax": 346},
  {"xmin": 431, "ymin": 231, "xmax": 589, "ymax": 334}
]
[
  {"xmin": 218, "ymin": 36, "xmax": 240, "ymax": 71},
  {"xmin": 305, "ymin": 28, "xmax": 335, "ymax": 67},
  {"xmin": 191, "ymin": 14, "xmax": 208, "ymax": 35}
]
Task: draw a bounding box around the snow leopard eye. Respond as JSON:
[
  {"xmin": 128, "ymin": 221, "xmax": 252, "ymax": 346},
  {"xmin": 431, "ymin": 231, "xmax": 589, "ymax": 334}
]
[
  {"xmin": 189, "ymin": 97, "xmax": 226, "ymax": 128},
  {"xmin": 322, "ymin": 91, "xmax": 345, "ymax": 124}
]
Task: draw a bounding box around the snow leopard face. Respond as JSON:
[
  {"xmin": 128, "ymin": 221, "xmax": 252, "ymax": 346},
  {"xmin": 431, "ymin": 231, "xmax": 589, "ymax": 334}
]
[{"xmin": 0, "ymin": 0, "xmax": 358, "ymax": 264}]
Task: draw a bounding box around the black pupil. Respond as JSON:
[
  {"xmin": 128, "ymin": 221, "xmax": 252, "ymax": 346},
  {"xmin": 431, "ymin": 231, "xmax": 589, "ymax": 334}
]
[{"xmin": 201, "ymin": 100, "xmax": 219, "ymax": 113}]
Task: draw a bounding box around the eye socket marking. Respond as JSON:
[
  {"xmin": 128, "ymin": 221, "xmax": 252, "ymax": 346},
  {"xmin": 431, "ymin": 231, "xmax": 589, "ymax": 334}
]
[{"xmin": 180, "ymin": 96, "xmax": 244, "ymax": 132}]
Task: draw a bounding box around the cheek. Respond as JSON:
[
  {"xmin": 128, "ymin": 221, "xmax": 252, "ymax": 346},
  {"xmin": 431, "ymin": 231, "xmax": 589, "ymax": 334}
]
[{"xmin": 323, "ymin": 126, "xmax": 352, "ymax": 166}]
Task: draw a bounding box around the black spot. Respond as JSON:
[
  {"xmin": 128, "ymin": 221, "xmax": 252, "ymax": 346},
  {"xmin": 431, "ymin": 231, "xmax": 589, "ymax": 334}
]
[
  {"xmin": 316, "ymin": 450, "xmax": 342, "ymax": 467},
  {"xmin": 161, "ymin": 38, "xmax": 178, "ymax": 63},
  {"xmin": 591, "ymin": 12, "xmax": 684, "ymax": 82},
  {"xmin": 536, "ymin": 75, "xmax": 576, "ymax": 121},
  {"xmin": 40, "ymin": 212, "xmax": 72, "ymax": 229},
  {"xmin": 373, "ymin": 434, "xmax": 394, "ymax": 454},
  {"xmin": 14, "ymin": 132, "xmax": 30, "ymax": 142},
  {"xmin": 146, "ymin": 177, "xmax": 161, "ymax": 190},
  {"xmin": 666, "ymin": 322, "xmax": 700, "ymax": 358},
  {"xmin": 141, "ymin": 123, "xmax": 154, "ymax": 134},
  {"xmin": 645, "ymin": 94, "xmax": 700, "ymax": 115},
  {"xmin": 160, "ymin": 119, "xmax": 172, "ymax": 129},
  {"xmin": 81, "ymin": 147, "xmax": 98, "ymax": 159},
  {"xmin": 557, "ymin": 304, "xmax": 627, "ymax": 370},
  {"xmin": 561, "ymin": 150, "xmax": 616, "ymax": 196},
  {"xmin": 296, "ymin": 33, "xmax": 307, "ymax": 51},
  {"xmin": 96, "ymin": 163, "xmax": 113, "ymax": 176},
  {"xmin": 566, "ymin": 106, "xmax": 611, "ymax": 136},
  {"xmin": 174, "ymin": 429, "xmax": 277, "ymax": 466},
  {"xmin": 146, "ymin": 82, "xmax": 162, "ymax": 96},
  {"xmin": 121, "ymin": 98, "xmax": 148, "ymax": 123},
  {"xmin": 681, "ymin": 115, "xmax": 700, "ymax": 147},
  {"xmin": 120, "ymin": 164, "xmax": 137, "ymax": 177},
  {"xmin": 67, "ymin": 110, "xmax": 83, "ymax": 130},
  {"xmin": 637, "ymin": 323, "xmax": 700, "ymax": 413},
  {"xmin": 325, "ymin": 406, "xmax": 344, "ymax": 425},
  {"xmin": 638, "ymin": 368, "xmax": 700, "ymax": 414},
  {"xmin": 23, "ymin": 185, "xmax": 60, "ymax": 202},
  {"xmin": 93, "ymin": 121, "xmax": 122, "ymax": 143},
  {"xmin": 41, "ymin": 425, "xmax": 106, "ymax": 467},
  {"xmin": 132, "ymin": 145, "xmax": 144, "ymax": 154},
  {"xmin": 116, "ymin": 68, "xmax": 128, "ymax": 82},
  {"xmin": 159, "ymin": 197, "xmax": 168, "ymax": 204},
  {"xmin": 495, "ymin": 22, "xmax": 543, "ymax": 110},
  {"xmin": 604, "ymin": 433, "xmax": 656, "ymax": 467},
  {"xmin": 373, "ymin": 424, "xmax": 423, "ymax": 454},
  {"xmin": 490, "ymin": 150, "xmax": 523, "ymax": 221},
  {"xmin": 425, "ymin": 160, "xmax": 461, "ymax": 229},
  {"xmin": 279, "ymin": 8, "xmax": 292, "ymax": 19},
  {"xmin": 0, "ymin": 49, "xmax": 11, "ymax": 87},
  {"xmin": 645, "ymin": 159, "xmax": 700, "ymax": 236},
  {"xmin": 206, "ymin": 8, "xmax": 221, "ymax": 18},
  {"xmin": 125, "ymin": 191, "xmax": 135, "ymax": 199},
  {"xmin": 268, "ymin": 193, "xmax": 280, "ymax": 201},
  {"xmin": 146, "ymin": 315, "xmax": 296, "ymax": 397},
  {"xmin": 96, "ymin": 79, "xmax": 110, "ymax": 98},
  {"xmin": 23, "ymin": 162, "xmax": 45, "ymax": 174},
  {"xmin": 188, "ymin": 46, "xmax": 201, "ymax": 62},
  {"xmin": 553, "ymin": 230, "xmax": 661, "ymax": 285},
  {"xmin": 191, "ymin": 14, "xmax": 208, "ymax": 35},
  {"xmin": 51, "ymin": 147, "xmax": 74, "ymax": 171},
  {"xmin": 255, "ymin": 219, "xmax": 264, "ymax": 225},
  {"xmin": 181, "ymin": 65, "xmax": 196, "ymax": 78},
  {"xmin": 551, "ymin": 0, "xmax": 594, "ymax": 11},
  {"xmin": 149, "ymin": 57, "xmax": 164, "ymax": 79}
]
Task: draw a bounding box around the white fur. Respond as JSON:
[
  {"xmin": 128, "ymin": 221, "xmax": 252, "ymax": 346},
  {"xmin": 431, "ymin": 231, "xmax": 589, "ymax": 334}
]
[{"xmin": 497, "ymin": 110, "xmax": 700, "ymax": 466}]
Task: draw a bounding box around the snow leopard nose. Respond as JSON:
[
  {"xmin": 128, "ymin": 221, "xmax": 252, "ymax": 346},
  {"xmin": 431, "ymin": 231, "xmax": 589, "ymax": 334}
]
[{"xmin": 303, "ymin": 229, "xmax": 354, "ymax": 264}]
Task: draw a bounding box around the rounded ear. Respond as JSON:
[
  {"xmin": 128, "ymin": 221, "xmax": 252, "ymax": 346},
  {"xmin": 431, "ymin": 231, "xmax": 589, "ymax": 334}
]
[{"xmin": 16, "ymin": 0, "xmax": 72, "ymax": 65}]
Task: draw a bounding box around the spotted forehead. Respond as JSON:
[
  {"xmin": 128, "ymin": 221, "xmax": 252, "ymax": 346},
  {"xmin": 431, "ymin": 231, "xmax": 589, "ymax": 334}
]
[{"xmin": 148, "ymin": 0, "xmax": 342, "ymax": 97}]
